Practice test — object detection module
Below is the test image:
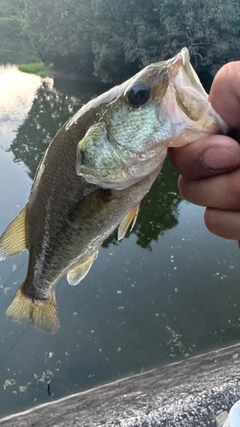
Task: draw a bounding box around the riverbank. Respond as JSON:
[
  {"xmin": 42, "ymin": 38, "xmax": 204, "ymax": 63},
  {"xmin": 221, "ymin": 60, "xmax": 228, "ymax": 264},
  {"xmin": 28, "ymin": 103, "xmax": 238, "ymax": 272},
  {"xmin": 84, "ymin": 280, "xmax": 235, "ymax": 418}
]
[{"xmin": 0, "ymin": 342, "xmax": 240, "ymax": 426}]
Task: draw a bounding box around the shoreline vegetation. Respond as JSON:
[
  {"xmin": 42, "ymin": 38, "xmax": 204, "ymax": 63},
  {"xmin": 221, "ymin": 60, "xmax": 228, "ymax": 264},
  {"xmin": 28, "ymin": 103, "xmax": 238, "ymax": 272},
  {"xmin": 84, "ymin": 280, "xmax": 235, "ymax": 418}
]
[
  {"xmin": 1, "ymin": 0, "xmax": 240, "ymax": 88},
  {"xmin": 18, "ymin": 62, "xmax": 48, "ymax": 78}
]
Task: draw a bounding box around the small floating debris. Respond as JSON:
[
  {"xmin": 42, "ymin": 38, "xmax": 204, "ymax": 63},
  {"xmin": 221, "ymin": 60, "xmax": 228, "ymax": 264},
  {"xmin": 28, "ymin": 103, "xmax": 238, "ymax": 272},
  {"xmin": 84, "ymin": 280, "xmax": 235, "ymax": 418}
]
[{"xmin": 47, "ymin": 381, "xmax": 52, "ymax": 397}]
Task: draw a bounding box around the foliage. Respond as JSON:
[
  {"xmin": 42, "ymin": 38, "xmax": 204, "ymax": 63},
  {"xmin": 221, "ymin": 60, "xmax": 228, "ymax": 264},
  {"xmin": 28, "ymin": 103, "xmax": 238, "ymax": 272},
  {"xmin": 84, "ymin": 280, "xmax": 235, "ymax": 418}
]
[
  {"xmin": 1, "ymin": 0, "xmax": 240, "ymax": 85},
  {"xmin": 18, "ymin": 62, "xmax": 47, "ymax": 77},
  {"xmin": 22, "ymin": 0, "xmax": 94, "ymax": 74},
  {"xmin": 0, "ymin": 0, "xmax": 37, "ymax": 63}
]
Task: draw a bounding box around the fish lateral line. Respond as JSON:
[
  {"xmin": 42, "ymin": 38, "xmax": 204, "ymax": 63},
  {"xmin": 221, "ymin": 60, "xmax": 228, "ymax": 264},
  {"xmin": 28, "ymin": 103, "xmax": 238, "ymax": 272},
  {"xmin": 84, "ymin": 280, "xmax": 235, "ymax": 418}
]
[{"xmin": 0, "ymin": 48, "xmax": 228, "ymax": 333}]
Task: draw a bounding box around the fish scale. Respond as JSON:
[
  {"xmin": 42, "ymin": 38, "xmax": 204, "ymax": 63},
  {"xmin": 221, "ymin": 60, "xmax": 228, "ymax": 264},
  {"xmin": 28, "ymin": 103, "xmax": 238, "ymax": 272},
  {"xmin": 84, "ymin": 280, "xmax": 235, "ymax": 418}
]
[{"xmin": 0, "ymin": 48, "xmax": 227, "ymax": 332}]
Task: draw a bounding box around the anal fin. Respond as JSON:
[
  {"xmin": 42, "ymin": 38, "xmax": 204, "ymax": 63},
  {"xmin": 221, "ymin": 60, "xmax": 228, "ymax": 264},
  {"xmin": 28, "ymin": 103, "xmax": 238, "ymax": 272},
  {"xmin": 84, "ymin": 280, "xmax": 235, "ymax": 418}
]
[
  {"xmin": 0, "ymin": 206, "xmax": 27, "ymax": 260},
  {"xmin": 67, "ymin": 251, "xmax": 98, "ymax": 286},
  {"xmin": 118, "ymin": 203, "xmax": 140, "ymax": 241}
]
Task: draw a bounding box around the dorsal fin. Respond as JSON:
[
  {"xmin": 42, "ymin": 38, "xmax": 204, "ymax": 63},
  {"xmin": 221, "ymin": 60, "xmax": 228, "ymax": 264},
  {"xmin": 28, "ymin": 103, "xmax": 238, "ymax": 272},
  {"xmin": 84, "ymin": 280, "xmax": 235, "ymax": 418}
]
[
  {"xmin": 0, "ymin": 206, "xmax": 27, "ymax": 260},
  {"xmin": 67, "ymin": 251, "xmax": 98, "ymax": 286},
  {"xmin": 118, "ymin": 203, "xmax": 140, "ymax": 241}
]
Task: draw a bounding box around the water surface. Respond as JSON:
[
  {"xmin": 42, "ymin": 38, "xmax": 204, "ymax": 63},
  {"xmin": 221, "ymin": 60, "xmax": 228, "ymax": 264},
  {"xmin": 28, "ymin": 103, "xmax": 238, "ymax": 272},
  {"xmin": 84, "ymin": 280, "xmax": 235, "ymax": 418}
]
[{"xmin": 0, "ymin": 65, "xmax": 239, "ymax": 417}]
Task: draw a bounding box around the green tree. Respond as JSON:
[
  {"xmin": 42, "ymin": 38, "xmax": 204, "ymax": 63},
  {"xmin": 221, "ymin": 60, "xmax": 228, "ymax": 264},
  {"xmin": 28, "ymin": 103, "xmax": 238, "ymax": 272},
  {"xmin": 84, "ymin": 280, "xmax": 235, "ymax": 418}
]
[
  {"xmin": 90, "ymin": 0, "xmax": 159, "ymax": 82},
  {"xmin": 152, "ymin": 0, "xmax": 240, "ymax": 89},
  {"xmin": 6, "ymin": 0, "xmax": 240, "ymax": 85},
  {"xmin": 23, "ymin": 0, "xmax": 94, "ymax": 73},
  {"xmin": 0, "ymin": 0, "xmax": 37, "ymax": 63},
  {"xmin": 77, "ymin": 0, "xmax": 240, "ymax": 85}
]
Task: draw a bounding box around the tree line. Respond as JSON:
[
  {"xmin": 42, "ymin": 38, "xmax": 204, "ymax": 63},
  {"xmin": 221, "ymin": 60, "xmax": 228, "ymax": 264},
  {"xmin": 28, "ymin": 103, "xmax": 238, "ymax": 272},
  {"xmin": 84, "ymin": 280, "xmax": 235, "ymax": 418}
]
[{"xmin": 1, "ymin": 0, "xmax": 240, "ymax": 86}]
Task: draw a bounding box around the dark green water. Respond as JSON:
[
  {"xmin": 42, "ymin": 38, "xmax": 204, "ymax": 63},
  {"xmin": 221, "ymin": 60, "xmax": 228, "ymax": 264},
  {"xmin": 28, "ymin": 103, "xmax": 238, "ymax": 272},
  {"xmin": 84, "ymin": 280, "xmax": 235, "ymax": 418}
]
[{"xmin": 0, "ymin": 65, "xmax": 240, "ymax": 418}]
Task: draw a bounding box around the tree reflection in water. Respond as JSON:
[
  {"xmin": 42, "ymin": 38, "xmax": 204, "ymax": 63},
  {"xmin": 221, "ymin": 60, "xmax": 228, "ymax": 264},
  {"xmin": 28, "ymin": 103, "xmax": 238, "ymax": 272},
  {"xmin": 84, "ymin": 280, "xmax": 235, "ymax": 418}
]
[
  {"xmin": 8, "ymin": 78, "xmax": 181, "ymax": 249},
  {"xmin": 2, "ymin": 73, "xmax": 240, "ymax": 418},
  {"xmin": 9, "ymin": 79, "xmax": 104, "ymax": 179}
]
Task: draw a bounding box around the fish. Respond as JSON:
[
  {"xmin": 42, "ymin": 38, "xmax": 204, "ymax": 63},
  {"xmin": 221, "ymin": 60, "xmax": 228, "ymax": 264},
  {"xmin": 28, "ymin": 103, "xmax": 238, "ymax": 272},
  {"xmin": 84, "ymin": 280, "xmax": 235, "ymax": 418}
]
[{"xmin": 0, "ymin": 47, "xmax": 227, "ymax": 333}]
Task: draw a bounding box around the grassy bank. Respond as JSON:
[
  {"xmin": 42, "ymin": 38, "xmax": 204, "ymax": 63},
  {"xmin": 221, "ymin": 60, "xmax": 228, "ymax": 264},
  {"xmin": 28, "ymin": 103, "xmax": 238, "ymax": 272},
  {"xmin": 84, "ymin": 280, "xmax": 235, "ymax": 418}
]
[{"xmin": 18, "ymin": 62, "xmax": 47, "ymax": 77}]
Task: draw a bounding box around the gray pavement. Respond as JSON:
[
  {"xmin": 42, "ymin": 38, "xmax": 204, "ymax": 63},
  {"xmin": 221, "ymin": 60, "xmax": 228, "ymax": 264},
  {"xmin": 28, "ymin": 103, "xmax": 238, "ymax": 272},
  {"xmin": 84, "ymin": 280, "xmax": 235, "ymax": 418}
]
[{"xmin": 1, "ymin": 343, "xmax": 240, "ymax": 426}]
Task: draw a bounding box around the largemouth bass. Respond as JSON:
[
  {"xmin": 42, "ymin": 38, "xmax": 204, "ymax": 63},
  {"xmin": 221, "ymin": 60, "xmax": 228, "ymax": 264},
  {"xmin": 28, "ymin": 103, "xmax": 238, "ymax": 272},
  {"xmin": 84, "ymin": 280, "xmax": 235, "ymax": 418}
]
[{"xmin": 0, "ymin": 48, "xmax": 227, "ymax": 332}]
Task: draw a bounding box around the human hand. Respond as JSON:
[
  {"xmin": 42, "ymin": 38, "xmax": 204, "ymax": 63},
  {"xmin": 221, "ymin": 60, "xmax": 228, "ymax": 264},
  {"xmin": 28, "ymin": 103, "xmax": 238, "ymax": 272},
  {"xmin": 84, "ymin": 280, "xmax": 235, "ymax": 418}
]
[{"xmin": 169, "ymin": 61, "xmax": 240, "ymax": 242}]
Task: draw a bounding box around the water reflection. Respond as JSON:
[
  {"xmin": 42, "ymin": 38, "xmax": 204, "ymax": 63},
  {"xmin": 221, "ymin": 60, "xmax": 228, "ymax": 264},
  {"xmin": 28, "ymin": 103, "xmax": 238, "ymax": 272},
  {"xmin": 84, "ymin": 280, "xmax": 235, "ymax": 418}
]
[
  {"xmin": 104, "ymin": 162, "xmax": 181, "ymax": 249},
  {"xmin": 9, "ymin": 77, "xmax": 107, "ymax": 179},
  {"xmin": 9, "ymin": 79, "xmax": 181, "ymax": 248},
  {"xmin": 0, "ymin": 66, "xmax": 240, "ymax": 418},
  {"xmin": 9, "ymin": 80, "xmax": 94, "ymax": 179}
]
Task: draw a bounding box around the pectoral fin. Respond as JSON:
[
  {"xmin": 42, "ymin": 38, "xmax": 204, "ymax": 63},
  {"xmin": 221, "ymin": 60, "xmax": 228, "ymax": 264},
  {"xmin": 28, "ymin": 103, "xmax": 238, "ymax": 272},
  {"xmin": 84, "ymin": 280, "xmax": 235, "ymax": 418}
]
[
  {"xmin": 0, "ymin": 206, "xmax": 27, "ymax": 260},
  {"xmin": 67, "ymin": 251, "xmax": 98, "ymax": 286},
  {"xmin": 118, "ymin": 203, "xmax": 140, "ymax": 241}
]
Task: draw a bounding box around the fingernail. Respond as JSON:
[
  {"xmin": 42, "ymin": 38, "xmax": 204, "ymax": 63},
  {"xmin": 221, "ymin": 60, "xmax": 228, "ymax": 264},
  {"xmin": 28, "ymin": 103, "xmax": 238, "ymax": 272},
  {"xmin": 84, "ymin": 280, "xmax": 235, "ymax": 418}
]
[{"xmin": 202, "ymin": 147, "xmax": 240, "ymax": 170}]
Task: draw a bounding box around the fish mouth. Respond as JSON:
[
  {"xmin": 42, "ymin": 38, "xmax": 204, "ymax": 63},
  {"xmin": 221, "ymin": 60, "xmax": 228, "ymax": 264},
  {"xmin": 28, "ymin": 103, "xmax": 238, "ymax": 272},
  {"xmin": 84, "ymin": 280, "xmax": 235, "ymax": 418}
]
[
  {"xmin": 180, "ymin": 48, "xmax": 207, "ymax": 98},
  {"xmin": 168, "ymin": 47, "xmax": 208, "ymax": 100}
]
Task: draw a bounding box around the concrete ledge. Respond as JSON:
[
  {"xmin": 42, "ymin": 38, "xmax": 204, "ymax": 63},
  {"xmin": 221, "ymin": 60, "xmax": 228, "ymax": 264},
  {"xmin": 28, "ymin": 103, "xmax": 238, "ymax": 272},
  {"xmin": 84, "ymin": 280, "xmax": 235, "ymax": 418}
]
[{"xmin": 1, "ymin": 343, "xmax": 240, "ymax": 426}]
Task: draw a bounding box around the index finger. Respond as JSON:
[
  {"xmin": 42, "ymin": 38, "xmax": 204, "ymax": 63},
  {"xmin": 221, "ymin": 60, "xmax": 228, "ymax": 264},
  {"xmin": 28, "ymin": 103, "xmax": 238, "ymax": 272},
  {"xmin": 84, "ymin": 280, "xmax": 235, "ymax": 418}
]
[
  {"xmin": 209, "ymin": 61, "xmax": 240, "ymax": 130},
  {"xmin": 168, "ymin": 135, "xmax": 240, "ymax": 179}
]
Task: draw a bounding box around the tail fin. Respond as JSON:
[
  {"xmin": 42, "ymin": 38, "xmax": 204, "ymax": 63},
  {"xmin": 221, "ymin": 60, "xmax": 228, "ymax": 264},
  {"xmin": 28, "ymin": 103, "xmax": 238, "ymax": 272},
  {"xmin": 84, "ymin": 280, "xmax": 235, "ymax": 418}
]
[{"xmin": 6, "ymin": 284, "xmax": 60, "ymax": 333}]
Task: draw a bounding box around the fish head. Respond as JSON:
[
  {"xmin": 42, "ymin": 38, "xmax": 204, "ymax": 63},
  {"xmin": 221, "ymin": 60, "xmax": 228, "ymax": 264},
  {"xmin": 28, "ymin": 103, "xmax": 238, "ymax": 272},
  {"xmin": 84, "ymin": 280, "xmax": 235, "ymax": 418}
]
[{"xmin": 76, "ymin": 48, "xmax": 227, "ymax": 189}]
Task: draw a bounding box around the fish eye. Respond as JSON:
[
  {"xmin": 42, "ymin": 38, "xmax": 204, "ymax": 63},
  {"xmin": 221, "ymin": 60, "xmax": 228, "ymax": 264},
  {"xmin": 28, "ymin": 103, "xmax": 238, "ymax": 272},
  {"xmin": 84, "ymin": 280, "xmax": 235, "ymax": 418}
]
[{"xmin": 126, "ymin": 82, "xmax": 150, "ymax": 107}]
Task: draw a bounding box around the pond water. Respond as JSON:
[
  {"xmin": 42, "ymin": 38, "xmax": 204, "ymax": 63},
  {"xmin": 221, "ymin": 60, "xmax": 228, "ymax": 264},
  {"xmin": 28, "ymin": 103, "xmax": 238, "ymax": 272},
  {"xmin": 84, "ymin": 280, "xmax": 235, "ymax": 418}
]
[{"xmin": 0, "ymin": 65, "xmax": 240, "ymax": 418}]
